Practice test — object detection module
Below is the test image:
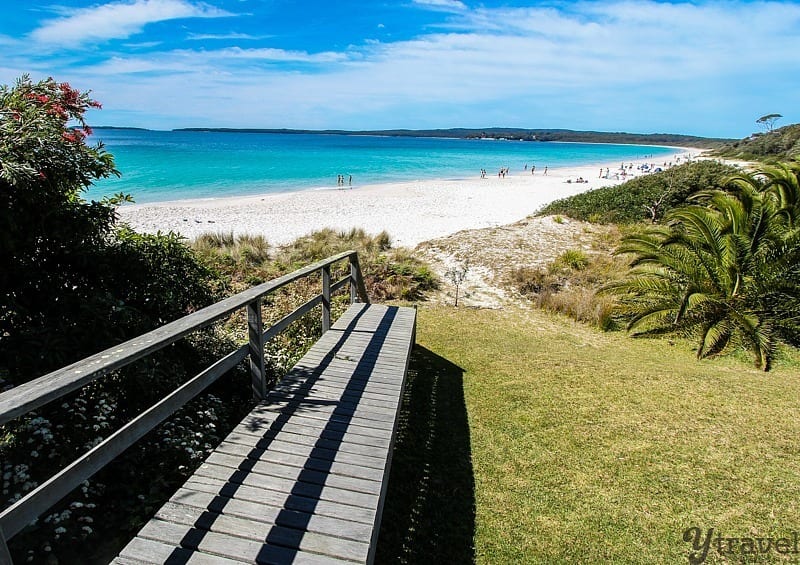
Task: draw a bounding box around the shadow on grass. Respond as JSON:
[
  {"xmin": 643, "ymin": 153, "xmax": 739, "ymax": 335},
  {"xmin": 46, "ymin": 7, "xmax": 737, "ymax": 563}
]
[{"xmin": 375, "ymin": 345, "xmax": 475, "ymax": 564}]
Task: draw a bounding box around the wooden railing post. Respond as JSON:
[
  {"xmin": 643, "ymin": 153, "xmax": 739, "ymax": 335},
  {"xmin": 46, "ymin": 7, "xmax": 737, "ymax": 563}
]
[
  {"xmin": 349, "ymin": 255, "xmax": 358, "ymax": 304},
  {"xmin": 349, "ymin": 253, "xmax": 370, "ymax": 304},
  {"xmin": 247, "ymin": 299, "xmax": 267, "ymax": 400},
  {"xmin": 321, "ymin": 265, "xmax": 331, "ymax": 332}
]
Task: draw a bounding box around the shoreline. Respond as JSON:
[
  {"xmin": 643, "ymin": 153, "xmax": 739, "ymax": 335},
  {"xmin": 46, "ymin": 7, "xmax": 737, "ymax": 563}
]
[{"xmin": 117, "ymin": 149, "xmax": 703, "ymax": 248}]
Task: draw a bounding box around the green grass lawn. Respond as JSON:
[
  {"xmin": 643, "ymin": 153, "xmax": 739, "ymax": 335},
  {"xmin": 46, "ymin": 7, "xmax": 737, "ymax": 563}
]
[{"xmin": 377, "ymin": 304, "xmax": 800, "ymax": 564}]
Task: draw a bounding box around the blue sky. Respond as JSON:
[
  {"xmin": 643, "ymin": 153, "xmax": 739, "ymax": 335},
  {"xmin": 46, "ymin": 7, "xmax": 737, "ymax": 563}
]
[{"xmin": 1, "ymin": 0, "xmax": 798, "ymax": 137}]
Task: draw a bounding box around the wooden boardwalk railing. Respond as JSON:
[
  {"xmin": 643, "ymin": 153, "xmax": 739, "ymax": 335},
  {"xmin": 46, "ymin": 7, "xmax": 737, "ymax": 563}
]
[{"xmin": 0, "ymin": 251, "xmax": 415, "ymax": 564}]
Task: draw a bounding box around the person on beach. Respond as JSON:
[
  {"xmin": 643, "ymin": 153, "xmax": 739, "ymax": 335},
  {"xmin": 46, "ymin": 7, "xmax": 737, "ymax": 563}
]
[
  {"xmin": 348, "ymin": 174, "xmax": 352, "ymax": 187},
  {"xmin": 543, "ymin": 166, "xmax": 547, "ymax": 175},
  {"xmin": 531, "ymin": 165, "xmax": 536, "ymax": 175}
]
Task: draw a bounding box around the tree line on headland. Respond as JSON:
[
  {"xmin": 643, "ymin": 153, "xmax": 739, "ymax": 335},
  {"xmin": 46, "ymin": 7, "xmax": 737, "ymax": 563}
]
[{"xmin": 171, "ymin": 126, "xmax": 729, "ymax": 149}]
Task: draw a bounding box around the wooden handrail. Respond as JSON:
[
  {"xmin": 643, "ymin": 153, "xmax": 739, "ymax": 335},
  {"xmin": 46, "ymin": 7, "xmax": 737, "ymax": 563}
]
[{"xmin": 0, "ymin": 250, "xmax": 370, "ymax": 550}]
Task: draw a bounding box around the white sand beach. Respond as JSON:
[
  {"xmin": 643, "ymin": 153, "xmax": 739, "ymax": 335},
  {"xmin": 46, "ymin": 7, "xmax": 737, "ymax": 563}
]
[{"xmin": 117, "ymin": 150, "xmax": 700, "ymax": 248}]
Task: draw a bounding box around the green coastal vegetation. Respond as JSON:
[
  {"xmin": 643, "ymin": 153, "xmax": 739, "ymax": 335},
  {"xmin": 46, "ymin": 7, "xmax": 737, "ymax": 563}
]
[
  {"xmin": 174, "ymin": 126, "xmax": 728, "ymax": 148},
  {"xmin": 2, "ymin": 75, "xmax": 800, "ymax": 562},
  {"xmin": 712, "ymin": 123, "xmax": 800, "ymax": 161}
]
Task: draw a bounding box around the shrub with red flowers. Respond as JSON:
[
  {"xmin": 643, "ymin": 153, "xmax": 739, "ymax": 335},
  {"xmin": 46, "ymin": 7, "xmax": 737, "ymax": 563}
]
[
  {"xmin": 1, "ymin": 75, "xmax": 112, "ymax": 197},
  {"xmin": 1, "ymin": 76, "xmax": 250, "ymax": 563}
]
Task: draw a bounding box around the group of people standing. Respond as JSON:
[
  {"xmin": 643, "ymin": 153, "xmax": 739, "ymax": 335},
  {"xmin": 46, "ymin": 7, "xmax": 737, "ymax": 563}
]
[
  {"xmin": 337, "ymin": 174, "xmax": 352, "ymax": 187},
  {"xmin": 482, "ymin": 164, "xmax": 547, "ymax": 179}
]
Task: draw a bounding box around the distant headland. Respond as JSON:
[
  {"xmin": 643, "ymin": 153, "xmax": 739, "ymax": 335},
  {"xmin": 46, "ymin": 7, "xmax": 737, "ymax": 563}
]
[{"xmin": 95, "ymin": 126, "xmax": 730, "ymax": 149}]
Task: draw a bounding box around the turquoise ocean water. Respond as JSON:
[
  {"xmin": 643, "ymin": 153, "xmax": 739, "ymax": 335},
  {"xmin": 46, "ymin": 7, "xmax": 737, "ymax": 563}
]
[{"xmin": 87, "ymin": 129, "xmax": 679, "ymax": 204}]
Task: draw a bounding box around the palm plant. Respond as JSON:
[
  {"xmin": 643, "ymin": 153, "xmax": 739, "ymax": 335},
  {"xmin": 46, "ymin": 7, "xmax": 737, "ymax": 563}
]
[{"xmin": 604, "ymin": 161, "xmax": 800, "ymax": 371}]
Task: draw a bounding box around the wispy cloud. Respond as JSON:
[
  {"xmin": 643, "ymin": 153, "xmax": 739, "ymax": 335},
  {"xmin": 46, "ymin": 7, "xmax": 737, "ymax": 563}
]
[
  {"xmin": 30, "ymin": 0, "xmax": 234, "ymax": 46},
  {"xmin": 8, "ymin": 1, "xmax": 800, "ymax": 136},
  {"xmin": 412, "ymin": 0, "xmax": 467, "ymax": 10},
  {"xmin": 186, "ymin": 32, "xmax": 266, "ymax": 41}
]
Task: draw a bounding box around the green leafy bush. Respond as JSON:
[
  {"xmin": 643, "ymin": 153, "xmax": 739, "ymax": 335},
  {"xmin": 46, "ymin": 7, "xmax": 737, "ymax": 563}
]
[
  {"xmin": 713, "ymin": 123, "xmax": 800, "ymax": 161},
  {"xmin": 555, "ymin": 249, "xmax": 589, "ymax": 271},
  {"xmin": 539, "ymin": 160, "xmax": 740, "ymax": 224},
  {"xmin": 604, "ymin": 161, "xmax": 800, "ymax": 370}
]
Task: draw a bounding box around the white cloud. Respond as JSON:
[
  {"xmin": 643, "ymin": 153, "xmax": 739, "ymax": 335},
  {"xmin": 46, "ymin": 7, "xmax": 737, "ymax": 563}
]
[
  {"xmin": 30, "ymin": 0, "xmax": 233, "ymax": 46},
  {"xmin": 412, "ymin": 0, "xmax": 466, "ymax": 10},
  {"xmin": 10, "ymin": 0, "xmax": 800, "ymax": 136},
  {"xmin": 186, "ymin": 32, "xmax": 266, "ymax": 40},
  {"xmin": 82, "ymin": 45, "xmax": 349, "ymax": 76}
]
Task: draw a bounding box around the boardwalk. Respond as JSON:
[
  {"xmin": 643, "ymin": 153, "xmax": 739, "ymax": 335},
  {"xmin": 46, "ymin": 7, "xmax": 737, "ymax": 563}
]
[{"xmin": 114, "ymin": 303, "xmax": 416, "ymax": 564}]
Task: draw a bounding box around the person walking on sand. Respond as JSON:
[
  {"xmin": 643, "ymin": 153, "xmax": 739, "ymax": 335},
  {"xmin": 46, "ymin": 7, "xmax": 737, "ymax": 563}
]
[{"xmin": 543, "ymin": 166, "xmax": 547, "ymax": 175}]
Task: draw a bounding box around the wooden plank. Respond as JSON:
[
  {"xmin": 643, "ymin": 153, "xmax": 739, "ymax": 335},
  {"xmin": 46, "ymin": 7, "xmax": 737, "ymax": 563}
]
[
  {"xmin": 114, "ymin": 536, "xmax": 248, "ymax": 564},
  {"xmin": 213, "ymin": 437, "xmax": 387, "ymax": 471},
  {"xmin": 222, "ymin": 429, "xmax": 391, "ymax": 461},
  {"xmin": 166, "ymin": 488, "xmax": 374, "ymax": 542},
  {"xmin": 232, "ymin": 420, "xmax": 391, "ymax": 450},
  {"xmin": 136, "ymin": 519, "xmax": 355, "ymax": 565},
  {"xmin": 154, "ymin": 502, "xmax": 371, "ymax": 562},
  {"xmin": 183, "ymin": 475, "xmax": 376, "ymax": 525},
  {"xmin": 200, "ymin": 452, "xmax": 383, "ymax": 496}
]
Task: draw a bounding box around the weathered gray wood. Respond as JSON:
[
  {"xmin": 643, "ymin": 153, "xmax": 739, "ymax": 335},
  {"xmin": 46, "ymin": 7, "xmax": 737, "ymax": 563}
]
[
  {"xmin": 0, "ymin": 342, "xmax": 249, "ymax": 540},
  {"xmin": 262, "ymin": 294, "xmax": 322, "ymax": 344},
  {"xmin": 116, "ymin": 536, "xmax": 248, "ymax": 564},
  {"xmin": 322, "ymin": 265, "xmax": 331, "ymax": 333},
  {"xmin": 330, "ymin": 275, "xmax": 350, "ymax": 295},
  {"xmin": 155, "ymin": 501, "xmax": 371, "ymax": 562},
  {"xmin": 349, "ymin": 254, "xmax": 370, "ymax": 304},
  {"xmin": 0, "ymin": 250, "xmax": 359, "ymax": 426},
  {"xmin": 181, "ymin": 477, "xmax": 377, "ymax": 524},
  {"xmin": 233, "ymin": 419, "xmax": 391, "ymax": 449},
  {"xmin": 166, "ymin": 488, "xmax": 374, "ymax": 542},
  {"xmin": 117, "ymin": 303, "xmax": 416, "ymax": 564},
  {"xmin": 135, "ymin": 519, "xmax": 355, "ymax": 565},
  {"xmin": 248, "ymin": 298, "xmax": 267, "ymax": 400},
  {"xmin": 222, "ymin": 428, "xmax": 390, "ymax": 460},
  {"xmin": 213, "ymin": 437, "xmax": 387, "ymax": 471}
]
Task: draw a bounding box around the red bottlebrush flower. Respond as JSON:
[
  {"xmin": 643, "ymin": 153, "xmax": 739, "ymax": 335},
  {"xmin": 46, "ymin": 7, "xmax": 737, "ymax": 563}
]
[
  {"xmin": 38, "ymin": 171, "xmax": 46, "ymax": 179},
  {"xmin": 82, "ymin": 125, "xmax": 93, "ymax": 136},
  {"xmin": 62, "ymin": 131, "xmax": 77, "ymax": 143},
  {"xmin": 11, "ymin": 111, "xmax": 21, "ymax": 121},
  {"xmin": 48, "ymin": 103, "xmax": 68, "ymax": 119},
  {"xmin": 59, "ymin": 82, "xmax": 79, "ymax": 105},
  {"xmin": 88, "ymin": 100, "xmax": 103, "ymax": 109}
]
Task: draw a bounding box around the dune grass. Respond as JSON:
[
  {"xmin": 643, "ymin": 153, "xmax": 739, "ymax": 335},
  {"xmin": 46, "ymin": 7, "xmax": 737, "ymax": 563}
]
[{"xmin": 379, "ymin": 304, "xmax": 800, "ymax": 563}]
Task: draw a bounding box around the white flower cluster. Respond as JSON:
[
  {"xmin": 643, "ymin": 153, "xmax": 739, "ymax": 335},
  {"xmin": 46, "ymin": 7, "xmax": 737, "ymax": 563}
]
[{"xmin": 156, "ymin": 394, "xmax": 223, "ymax": 465}]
